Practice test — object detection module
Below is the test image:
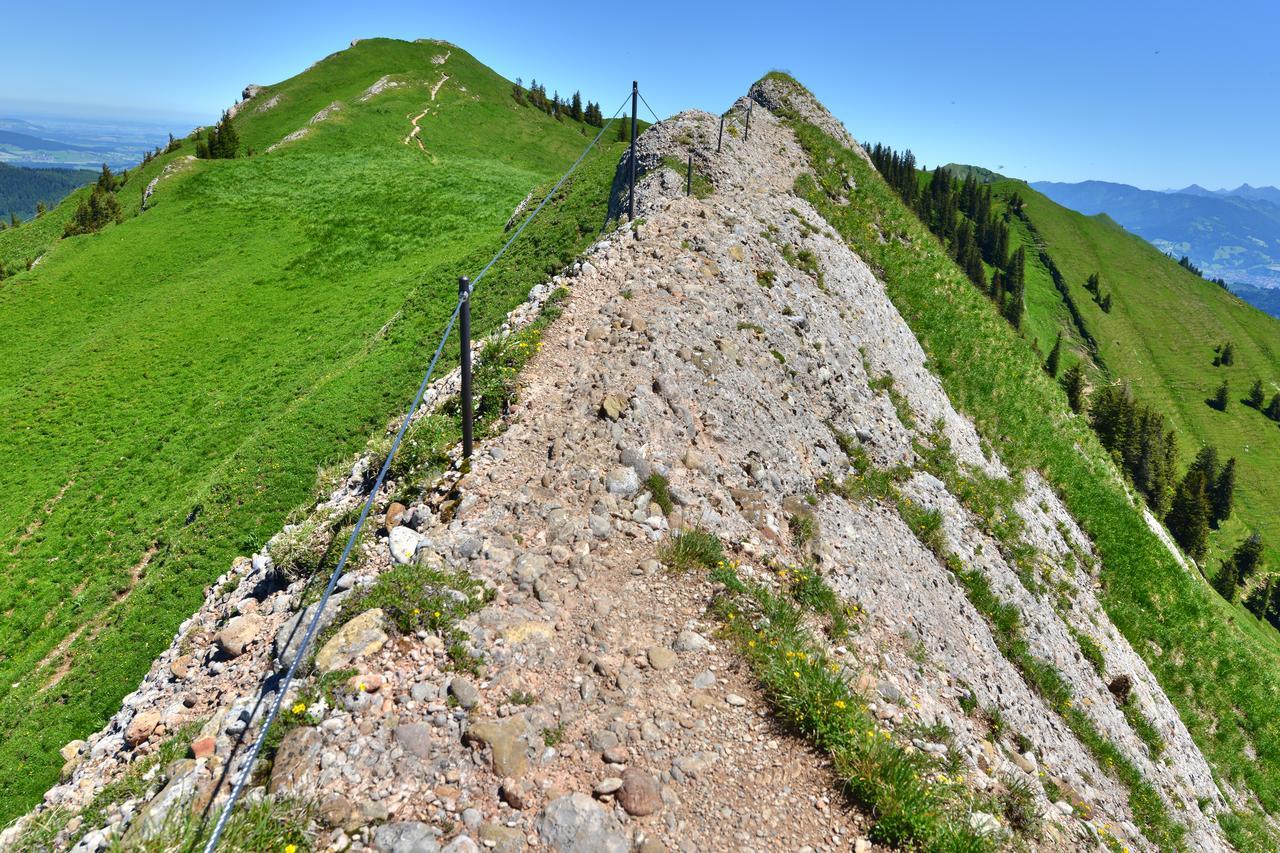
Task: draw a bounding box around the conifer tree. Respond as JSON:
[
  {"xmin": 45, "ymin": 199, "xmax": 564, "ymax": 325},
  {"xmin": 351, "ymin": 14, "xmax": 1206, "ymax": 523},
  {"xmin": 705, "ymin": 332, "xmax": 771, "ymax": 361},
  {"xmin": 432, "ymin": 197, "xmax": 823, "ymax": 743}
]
[
  {"xmin": 1248, "ymin": 378, "xmax": 1265, "ymax": 408},
  {"xmin": 35, "ymin": 201, "xmax": 46, "ymax": 217},
  {"xmin": 1232, "ymin": 532, "xmax": 1265, "ymax": 583},
  {"xmin": 1210, "ymin": 379, "xmax": 1230, "ymax": 411},
  {"xmin": 1213, "ymin": 558, "xmax": 1240, "ymax": 601},
  {"xmin": 570, "ymin": 90, "xmax": 583, "ymax": 122},
  {"xmin": 1268, "ymin": 393, "xmax": 1280, "ymax": 422},
  {"xmin": 1245, "ymin": 577, "xmax": 1276, "ymax": 624},
  {"xmin": 64, "ymin": 182, "xmax": 122, "ymax": 237},
  {"xmin": 1211, "ymin": 457, "xmax": 1236, "ymax": 526},
  {"xmin": 1221, "ymin": 341, "xmax": 1236, "ymax": 366},
  {"xmin": 96, "ymin": 163, "xmax": 115, "ymax": 191},
  {"xmin": 1045, "ymin": 333, "xmax": 1063, "ymax": 378},
  {"xmin": 1099, "ymin": 293, "xmax": 1112, "ymax": 313},
  {"xmin": 1062, "ymin": 364, "xmax": 1086, "ymax": 414},
  {"xmin": 1165, "ymin": 469, "xmax": 1211, "ymax": 562}
]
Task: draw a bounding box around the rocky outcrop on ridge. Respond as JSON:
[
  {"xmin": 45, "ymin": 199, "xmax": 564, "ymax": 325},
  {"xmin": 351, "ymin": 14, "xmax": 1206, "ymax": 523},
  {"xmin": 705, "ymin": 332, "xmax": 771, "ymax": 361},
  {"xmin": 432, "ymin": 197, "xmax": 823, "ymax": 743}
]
[{"xmin": 5, "ymin": 81, "xmax": 1231, "ymax": 852}]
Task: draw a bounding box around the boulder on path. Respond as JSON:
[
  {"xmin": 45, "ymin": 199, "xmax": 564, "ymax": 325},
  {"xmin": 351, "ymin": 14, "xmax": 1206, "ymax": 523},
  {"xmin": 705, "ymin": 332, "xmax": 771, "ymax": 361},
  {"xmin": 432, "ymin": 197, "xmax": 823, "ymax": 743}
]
[
  {"xmin": 214, "ymin": 613, "xmax": 263, "ymax": 658},
  {"xmin": 538, "ymin": 793, "xmax": 628, "ymax": 852},
  {"xmin": 314, "ymin": 609, "xmax": 388, "ymax": 672}
]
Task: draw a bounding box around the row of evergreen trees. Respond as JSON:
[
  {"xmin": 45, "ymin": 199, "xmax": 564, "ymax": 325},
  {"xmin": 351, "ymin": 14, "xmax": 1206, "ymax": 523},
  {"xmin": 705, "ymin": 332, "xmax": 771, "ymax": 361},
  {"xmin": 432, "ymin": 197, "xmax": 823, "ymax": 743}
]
[
  {"xmin": 1175, "ymin": 253, "xmax": 1230, "ymax": 290},
  {"xmin": 1212, "ymin": 341, "xmax": 1235, "ymax": 366},
  {"xmin": 1084, "ymin": 380, "xmax": 1236, "ymax": 560},
  {"xmin": 64, "ymin": 164, "xmax": 124, "ymax": 237},
  {"xmin": 195, "ymin": 111, "xmax": 239, "ymax": 160},
  {"xmin": 1084, "ymin": 273, "xmax": 1112, "ymax": 313},
  {"xmin": 1088, "ymin": 383, "xmax": 1181, "ymax": 513},
  {"xmin": 1165, "ymin": 446, "xmax": 1235, "ymax": 562},
  {"xmin": 868, "ymin": 144, "xmax": 1024, "ymax": 327},
  {"xmin": 511, "ymin": 80, "xmax": 605, "ymax": 127}
]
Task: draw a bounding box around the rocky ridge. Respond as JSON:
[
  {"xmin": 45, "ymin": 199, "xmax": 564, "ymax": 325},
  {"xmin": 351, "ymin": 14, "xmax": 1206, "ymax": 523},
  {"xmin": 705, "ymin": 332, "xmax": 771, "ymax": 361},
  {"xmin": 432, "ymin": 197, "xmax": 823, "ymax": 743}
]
[{"xmin": 5, "ymin": 80, "xmax": 1230, "ymax": 852}]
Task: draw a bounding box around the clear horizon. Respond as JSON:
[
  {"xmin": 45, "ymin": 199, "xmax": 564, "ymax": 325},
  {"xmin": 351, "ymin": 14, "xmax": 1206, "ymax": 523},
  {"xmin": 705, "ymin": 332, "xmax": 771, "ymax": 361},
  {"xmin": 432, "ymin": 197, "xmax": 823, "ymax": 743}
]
[{"xmin": 3, "ymin": 0, "xmax": 1276, "ymax": 190}]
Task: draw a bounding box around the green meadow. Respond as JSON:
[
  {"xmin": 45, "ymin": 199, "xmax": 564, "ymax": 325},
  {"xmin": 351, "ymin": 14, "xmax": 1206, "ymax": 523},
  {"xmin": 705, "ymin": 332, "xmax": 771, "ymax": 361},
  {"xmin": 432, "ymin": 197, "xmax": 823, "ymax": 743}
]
[
  {"xmin": 0, "ymin": 38, "xmax": 629, "ymax": 821},
  {"xmin": 999, "ymin": 183, "xmax": 1280, "ymax": 576}
]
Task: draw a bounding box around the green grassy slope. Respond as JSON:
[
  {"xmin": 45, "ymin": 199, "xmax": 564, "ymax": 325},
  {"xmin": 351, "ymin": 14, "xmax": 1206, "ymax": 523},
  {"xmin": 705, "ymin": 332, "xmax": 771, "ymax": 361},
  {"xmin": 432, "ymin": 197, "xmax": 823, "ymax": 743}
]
[
  {"xmin": 0, "ymin": 37, "xmax": 628, "ymax": 822},
  {"xmin": 998, "ymin": 182, "xmax": 1280, "ymax": 589},
  {"xmin": 781, "ymin": 94, "xmax": 1280, "ymax": 846}
]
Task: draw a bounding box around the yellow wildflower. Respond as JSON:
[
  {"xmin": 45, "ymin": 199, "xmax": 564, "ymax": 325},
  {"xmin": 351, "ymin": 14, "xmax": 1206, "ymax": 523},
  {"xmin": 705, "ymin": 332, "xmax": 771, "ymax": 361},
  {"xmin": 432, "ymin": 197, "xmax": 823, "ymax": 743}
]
[{"xmin": 291, "ymin": 702, "xmax": 306, "ymax": 715}]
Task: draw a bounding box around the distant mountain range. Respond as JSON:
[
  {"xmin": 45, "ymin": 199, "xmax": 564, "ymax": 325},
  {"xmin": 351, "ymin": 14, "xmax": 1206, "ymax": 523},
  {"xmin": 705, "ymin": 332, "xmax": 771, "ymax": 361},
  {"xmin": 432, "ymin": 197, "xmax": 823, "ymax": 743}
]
[
  {"xmin": 1174, "ymin": 183, "xmax": 1280, "ymax": 207},
  {"xmin": 1031, "ymin": 179, "xmax": 1280, "ymax": 307}
]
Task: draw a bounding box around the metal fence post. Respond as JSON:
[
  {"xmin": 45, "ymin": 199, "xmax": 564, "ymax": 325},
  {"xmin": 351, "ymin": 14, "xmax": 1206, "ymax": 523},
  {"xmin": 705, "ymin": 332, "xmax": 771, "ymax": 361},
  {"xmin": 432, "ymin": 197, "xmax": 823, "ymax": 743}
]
[
  {"xmin": 628, "ymin": 81, "xmax": 638, "ymax": 221},
  {"xmin": 717, "ymin": 115, "xmax": 724, "ymax": 153},
  {"xmin": 686, "ymin": 153, "xmax": 692, "ymax": 196},
  {"xmin": 458, "ymin": 276, "xmax": 473, "ymax": 460},
  {"xmin": 745, "ymin": 100, "xmax": 752, "ymax": 140}
]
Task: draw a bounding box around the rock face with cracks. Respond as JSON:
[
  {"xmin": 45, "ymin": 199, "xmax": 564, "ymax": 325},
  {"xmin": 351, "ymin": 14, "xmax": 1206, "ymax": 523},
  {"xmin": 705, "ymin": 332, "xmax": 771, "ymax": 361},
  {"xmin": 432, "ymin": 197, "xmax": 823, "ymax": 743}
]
[{"xmin": 8, "ymin": 80, "xmax": 1230, "ymax": 853}]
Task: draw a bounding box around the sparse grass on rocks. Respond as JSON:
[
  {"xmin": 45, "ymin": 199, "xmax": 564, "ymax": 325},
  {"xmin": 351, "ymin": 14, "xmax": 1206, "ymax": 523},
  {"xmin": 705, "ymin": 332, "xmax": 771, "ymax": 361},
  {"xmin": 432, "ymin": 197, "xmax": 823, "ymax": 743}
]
[
  {"xmin": 659, "ymin": 529, "xmax": 724, "ymax": 572},
  {"xmin": 710, "ymin": 560, "xmax": 997, "ymax": 852}
]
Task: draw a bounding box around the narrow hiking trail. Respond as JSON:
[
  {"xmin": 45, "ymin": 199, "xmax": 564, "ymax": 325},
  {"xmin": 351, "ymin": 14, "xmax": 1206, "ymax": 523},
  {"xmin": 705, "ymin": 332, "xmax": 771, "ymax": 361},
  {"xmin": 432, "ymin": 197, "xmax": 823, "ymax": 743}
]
[
  {"xmin": 10, "ymin": 78, "xmax": 1232, "ymax": 853},
  {"xmin": 403, "ymin": 72, "xmax": 451, "ymax": 151}
]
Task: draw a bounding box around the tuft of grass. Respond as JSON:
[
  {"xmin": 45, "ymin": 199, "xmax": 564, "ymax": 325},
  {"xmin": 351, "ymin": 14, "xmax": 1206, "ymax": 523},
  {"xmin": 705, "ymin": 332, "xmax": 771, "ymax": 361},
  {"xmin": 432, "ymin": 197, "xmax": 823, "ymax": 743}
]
[
  {"xmin": 774, "ymin": 561, "xmax": 858, "ymax": 640},
  {"xmin": 788, "ymin": 511, "xmax": 817, "ymax": 547},
  {"xmin": 660, "ymin": 529, "xmax": 724, "ymax": 572},
  {"xmin": 999, "ymin": 774, "xmax": 1042, "ymax": 837},
  {"xmin": 756, "ymin": 268, "xmax": 776, "ymax": 288},
  {"xmin": 1072, "ymin": 627, "xmax": 1107, "ymax": 676},
  {"xmin": 661, "ymin": 155, "xmax": 713, "ymax": 199},
  {"xmin": 508, "ymin": 689, "xmax": 536, "ymax": 706},
  {"xmin": 645, "ymin": 471, "xmax": 675, "ymax": 516},
  {"xmin": 541, "ymin": 724, "xmax": 566, "ymax": 747},
  {"xmin": 711, "ymin": 561, "xmax": 996, "ymax": 851},
  {"xmin": 338, "ymin": 562, "xmax": 491, "ymax": 637}
]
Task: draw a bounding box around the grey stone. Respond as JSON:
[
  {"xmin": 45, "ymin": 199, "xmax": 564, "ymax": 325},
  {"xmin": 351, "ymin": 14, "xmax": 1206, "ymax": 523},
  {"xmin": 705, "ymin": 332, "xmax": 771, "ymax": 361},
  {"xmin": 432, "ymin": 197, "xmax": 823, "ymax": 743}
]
[
  {"xmin": 394, "ymin": 722, "xmax": 433, "ymax": 759},
  {"xmin": 605, "ymin": 466, "xmax": 641, "ymax": 496},
  {"xmin": 273, "ymin": 591, "xmax": 348, "ymax": 668},
  {"xmin": 692, "ymin": 670, "xmax": 716, "ymax": 690},
  {"xmin": 315, "ymin": 609, "xmax": 388, "ymax": 672},
  {"xmin": 443, "ymin": 838, "xmax": 480, "ymax": 853},
  {"xmin": 450, "ymin": 677, "xmax": 481, "ymax": 709},
  {"xmin": 375, "ymin": 821, "xmax": 440, "ymax": 853},
  {"xmin": 647, "ymin": 646, "xmax": 676, "ymax": 671},
  {"xmin": 674, "ymin": 630, "xmax": 710, "ymax": 653},
  {"xmin": 538, "ymin": 793, "xmax": 628, "ymax": 853},
  {"xmin": 593, "ymin": 777, "xmax": 624, "ymax": 795},
  {"xmin": 389, "ymin": 525, "xmax": 421, "ymax": 564},
  {"xmin": 590, "ymin": 729, "xmax": 620, "ymax": 752}
]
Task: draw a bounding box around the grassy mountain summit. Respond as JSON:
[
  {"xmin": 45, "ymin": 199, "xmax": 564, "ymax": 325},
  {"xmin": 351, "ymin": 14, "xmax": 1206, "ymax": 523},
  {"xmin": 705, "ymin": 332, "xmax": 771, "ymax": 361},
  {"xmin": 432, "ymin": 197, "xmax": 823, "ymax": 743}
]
[{"xmin": 0, "ymin": 37, "xmax": 628, "ymax": 822}]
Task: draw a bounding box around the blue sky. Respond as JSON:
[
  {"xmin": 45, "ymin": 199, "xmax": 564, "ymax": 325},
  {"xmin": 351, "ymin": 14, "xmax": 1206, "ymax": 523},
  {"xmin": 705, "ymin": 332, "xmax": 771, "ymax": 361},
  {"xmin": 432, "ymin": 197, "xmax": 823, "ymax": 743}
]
[{"xmin": 2, "ymin": 0, "xmax": 1275, "ymax": 189}]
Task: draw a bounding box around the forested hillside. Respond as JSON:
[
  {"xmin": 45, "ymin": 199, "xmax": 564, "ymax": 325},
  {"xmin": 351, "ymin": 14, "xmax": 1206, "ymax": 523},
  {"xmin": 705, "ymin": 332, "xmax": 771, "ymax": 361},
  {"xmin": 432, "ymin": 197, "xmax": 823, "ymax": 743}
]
[{"xmin": 0, "ymin": 163, "xmax": 95, "ymax": 223}]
